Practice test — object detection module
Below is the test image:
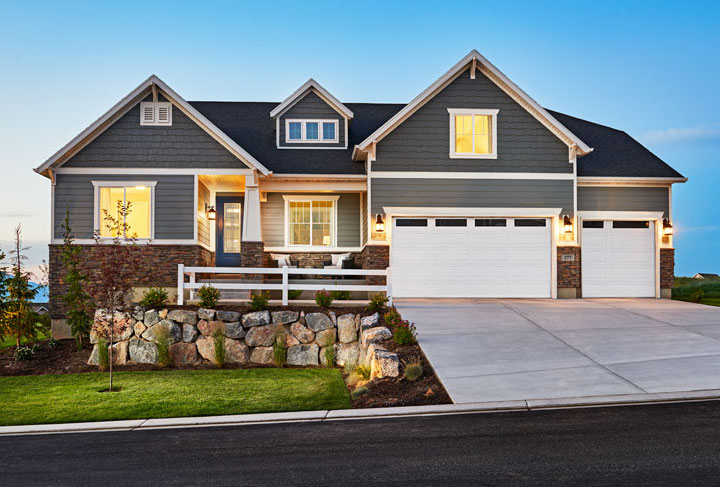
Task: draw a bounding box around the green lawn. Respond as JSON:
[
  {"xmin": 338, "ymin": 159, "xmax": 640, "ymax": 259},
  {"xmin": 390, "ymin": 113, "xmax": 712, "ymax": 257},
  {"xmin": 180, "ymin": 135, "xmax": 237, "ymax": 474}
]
[
  {"xmin": 0, "ymin": 332, "xmax": 48, "ymax": 350},
  {"xmin": 0, "ymin": 369, "xmax": 351, "ymax": 426}
]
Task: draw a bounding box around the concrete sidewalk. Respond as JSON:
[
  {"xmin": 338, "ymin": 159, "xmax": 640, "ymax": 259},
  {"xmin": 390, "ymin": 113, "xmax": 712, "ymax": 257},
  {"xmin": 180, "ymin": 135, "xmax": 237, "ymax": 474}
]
[{"xmin": 397, "ymin": 298, "xmax": 720, "ymax": 403}]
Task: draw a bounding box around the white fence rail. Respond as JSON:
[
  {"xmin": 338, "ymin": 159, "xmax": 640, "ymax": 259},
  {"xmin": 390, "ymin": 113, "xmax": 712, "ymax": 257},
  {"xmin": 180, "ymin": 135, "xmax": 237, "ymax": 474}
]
[{"xmin": 177, "ymin": 265, "xmax": 389, "ymax": 306}]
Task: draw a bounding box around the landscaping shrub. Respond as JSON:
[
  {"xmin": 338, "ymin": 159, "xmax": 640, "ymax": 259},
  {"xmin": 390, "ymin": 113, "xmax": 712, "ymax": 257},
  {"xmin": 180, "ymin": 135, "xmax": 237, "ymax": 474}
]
[
  {"xmin": 31, "ymin": 343, "xmax": 42, "ymax": 354},
  {"xmin": 403, "ymin": 359, "xmax": 423, "ymax": 381},
  {"xmin": 273, "ymin": 331, "xmax": 286, "ymax": 366},
  {"xmin": 14, "ymin": 346, "xmax": 32, "ymax": 361},
  {"xmin": 140, "ymin": 287, "xmax": 168, "ymax": 308},
  {"xmin": 383, "ymin": 307, "xmax": 402, "ymax": 329},
  {"xmin": 351, "ymin": 386, "xmax": 368, "ymax": 399},
  {"xmin": 155, "ymin": 327, "xmax": 172, "ymax": 367},
  {"xmin": 47, "ymin": 338, "xmax": 61, "ymax": 349},
  {"xmin": 393, "ymin": 320, "xmax": 418, "ymax": 345},
  {"xmin": 366, "ymin": 294, "xmax": 389, "ymax": 312},
  {"xmin": 249, "ymin": 291, "xmax": 270, "ymax": 311},
  {"xmin": 331, "ymin": 290, "xmax": 351, "ymax": 301},
  {"xmin": 315, "ymin": 289, "xmax": 333, "ymax": 308},
  {"xmin": 198, "ymin": 285, "xmax": 221, "ymax": 308},
  {"xmin": 213, "ymin": 329, "xmax": 226, "ymax": 368},
  {"xmin": 97, "ymin": 339, "xmax": 109, "ymax": 371},
  {"xmin": 288, "ymin": 289, "xmax": 303, "ymax": 300},
  {"xmin": 345, "ymin": 371, "xmax": 361, "ymax": 387},
  {"xmin": 323, "ymin": 337, "xmax": 336, "ymax": 367},
  {"xmin": 356, "ymin": 364, "xmax": 371, "ymax": 380}
]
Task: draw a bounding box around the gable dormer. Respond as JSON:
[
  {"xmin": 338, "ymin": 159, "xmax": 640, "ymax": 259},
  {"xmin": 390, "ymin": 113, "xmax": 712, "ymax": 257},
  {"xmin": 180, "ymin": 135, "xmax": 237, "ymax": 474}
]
[{"xmin": 270, "ymin": 79, "xmax": 352, "ymax": 149}]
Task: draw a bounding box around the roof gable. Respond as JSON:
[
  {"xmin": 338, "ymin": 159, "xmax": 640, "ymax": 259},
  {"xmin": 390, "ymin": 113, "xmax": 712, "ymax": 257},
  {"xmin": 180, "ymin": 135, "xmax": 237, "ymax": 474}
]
[
  {"xmin": 355, "ymin": 50, "xmax": 592, "ymax": 160},
  {"xmin": 270, "ymin": 79, "xmax": 353, "ymax": 119}
]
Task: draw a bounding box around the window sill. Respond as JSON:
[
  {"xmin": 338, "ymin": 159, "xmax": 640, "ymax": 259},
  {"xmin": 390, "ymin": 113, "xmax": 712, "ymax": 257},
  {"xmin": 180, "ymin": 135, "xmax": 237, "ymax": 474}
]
[
  {"xmin": 449, "ymin": 153, "xmax": 498, "ymax": 159},
  {"xmin": 266, "ymin": 246, "xmax": 362, "ymax": 253}
]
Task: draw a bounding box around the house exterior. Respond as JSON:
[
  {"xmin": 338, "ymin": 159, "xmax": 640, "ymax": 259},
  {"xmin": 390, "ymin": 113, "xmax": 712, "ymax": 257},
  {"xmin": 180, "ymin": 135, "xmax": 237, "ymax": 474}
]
[
  {"xmin": 37, "ymin": 50, "xmax": 685, "ymax": 334},
  {"xmin": 693, "ymin": 273, "xmax": 719, "ymax": 280}
]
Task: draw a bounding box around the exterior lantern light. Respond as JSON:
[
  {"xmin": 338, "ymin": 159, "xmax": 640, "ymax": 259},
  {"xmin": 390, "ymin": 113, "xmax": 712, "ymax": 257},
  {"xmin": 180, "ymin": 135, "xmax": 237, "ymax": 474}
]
[
  {"xmin": 205, "ymin": 204, "xmax": 216, "ymax": 221},
  {"xmin": 562, "ymin": 215, "xmax": 573, "ymax": 233},
  {"xmin": 375, "ymin": 214, "xmax": 385, "ymax": 233},
  {"xmin": 663, "ymin": 218, "xmax": 673, "ymax": 236}
]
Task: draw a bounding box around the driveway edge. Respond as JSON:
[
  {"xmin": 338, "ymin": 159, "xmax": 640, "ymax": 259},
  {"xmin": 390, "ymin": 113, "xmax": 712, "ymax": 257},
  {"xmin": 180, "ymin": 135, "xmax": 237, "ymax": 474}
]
[{"xmin": 2, "ymin": 389, "xmax": 720, "ymax": 436}]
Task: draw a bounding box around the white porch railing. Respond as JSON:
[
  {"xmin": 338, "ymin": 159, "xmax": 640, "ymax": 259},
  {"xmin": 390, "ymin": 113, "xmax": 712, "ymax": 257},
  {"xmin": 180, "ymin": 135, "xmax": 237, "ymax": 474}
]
[{"xmin": 177, "ymin": 264, "xmax": 390, "ymax": 306}]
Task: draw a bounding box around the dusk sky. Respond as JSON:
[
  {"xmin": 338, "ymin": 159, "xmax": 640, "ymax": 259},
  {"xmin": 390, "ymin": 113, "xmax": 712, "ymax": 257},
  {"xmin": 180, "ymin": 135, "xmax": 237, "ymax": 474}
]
[{"xmin": 1, "ymin": 0, "xmax": 718, "ymax": 276}]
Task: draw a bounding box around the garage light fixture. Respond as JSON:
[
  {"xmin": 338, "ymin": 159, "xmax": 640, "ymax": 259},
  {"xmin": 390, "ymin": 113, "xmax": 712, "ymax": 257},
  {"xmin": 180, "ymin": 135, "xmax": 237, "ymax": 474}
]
[
  {"xmin": 375, "ymin": 214, "xmax": 385, "ymax": 233},
  {"xmin": 205, "ymin": 204, "xmax": 216, "ymax": 221},
  {"xmin": 663, "ymin": 219, "xmax": 673, "ymax": 236},
  {"xmin": 562, "ymin": 215, "xmax": 573, "ymax": 233}
]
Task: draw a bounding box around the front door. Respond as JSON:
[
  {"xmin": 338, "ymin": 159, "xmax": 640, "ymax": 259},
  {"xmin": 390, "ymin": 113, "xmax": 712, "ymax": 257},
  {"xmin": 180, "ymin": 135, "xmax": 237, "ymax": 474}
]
[{"xmin": 215, "ymin": 196, "xmax": 243, "ymax": 267}]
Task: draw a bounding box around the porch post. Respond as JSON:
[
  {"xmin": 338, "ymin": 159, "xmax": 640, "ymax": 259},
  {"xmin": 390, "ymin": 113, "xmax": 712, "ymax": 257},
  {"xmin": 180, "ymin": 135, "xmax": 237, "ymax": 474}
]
[{"xmin": 241, "ymin": 173, "xmax": 265, "ymax": 268}]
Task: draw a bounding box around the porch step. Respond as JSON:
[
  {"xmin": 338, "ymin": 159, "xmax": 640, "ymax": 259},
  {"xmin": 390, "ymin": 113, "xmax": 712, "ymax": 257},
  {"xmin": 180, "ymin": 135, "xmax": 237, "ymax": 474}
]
[{"xmin": 197, "ymin": 279, "xmax": 251, "ymax": 301}]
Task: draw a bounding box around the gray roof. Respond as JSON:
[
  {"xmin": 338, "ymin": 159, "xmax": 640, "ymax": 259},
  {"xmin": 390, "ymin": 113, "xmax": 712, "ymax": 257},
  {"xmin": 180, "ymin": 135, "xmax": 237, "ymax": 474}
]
[{"xmin": 190, "ymin": 101, "xmax": 683, "ymax": 178}]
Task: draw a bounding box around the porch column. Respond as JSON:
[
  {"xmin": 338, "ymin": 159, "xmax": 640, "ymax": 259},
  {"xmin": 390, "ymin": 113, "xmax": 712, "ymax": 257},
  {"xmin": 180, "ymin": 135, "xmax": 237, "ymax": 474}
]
[{"xmin": 241, "ymin": 176, "xmax": 265, "ymax": 268}]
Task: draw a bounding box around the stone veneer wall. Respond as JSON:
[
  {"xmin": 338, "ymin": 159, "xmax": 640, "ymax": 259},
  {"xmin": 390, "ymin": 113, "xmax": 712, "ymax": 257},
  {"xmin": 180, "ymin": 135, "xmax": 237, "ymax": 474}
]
[
  {"xmin": 660, "ymin": 248, "xmax": 675, "ymax": 294},
  {"xmin": 359, "ymin": 245, "xmax": 390, "ymax": 286},
  {"xmin": 557, "ymin": 246, "xmax": 581, "ymax": 298},
  {"xmin": 49, "ymin": 244, "xmax": 213, "ymax": 319}
]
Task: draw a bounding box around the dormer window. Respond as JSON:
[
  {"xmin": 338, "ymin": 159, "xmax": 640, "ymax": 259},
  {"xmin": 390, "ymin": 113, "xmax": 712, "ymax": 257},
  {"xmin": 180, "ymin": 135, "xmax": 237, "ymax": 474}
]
[
  {"xmin": 286, "ymin": 119, "xmax": 338, "ymax": 143},
  {"xmin": 447, "ymin": 108, "xmax": 498, "ymax": 159},
  {"xmin": 140, "ymin": 102, "xmax": 172, "ymax": 126}
]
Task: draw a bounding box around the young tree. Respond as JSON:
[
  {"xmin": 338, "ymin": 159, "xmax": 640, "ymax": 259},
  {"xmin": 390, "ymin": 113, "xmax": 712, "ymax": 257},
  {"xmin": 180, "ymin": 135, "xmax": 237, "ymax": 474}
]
[
  {"xmin": 88, "ymin": 201, "xmax": 143, "ymax": 391},
  {"xmin": 60, "ymin": 211, "xmax": 94, "ymax": 350},
  {"xmin": 2, "ymin": 225, "xmax": 39, "ymax": 348}
]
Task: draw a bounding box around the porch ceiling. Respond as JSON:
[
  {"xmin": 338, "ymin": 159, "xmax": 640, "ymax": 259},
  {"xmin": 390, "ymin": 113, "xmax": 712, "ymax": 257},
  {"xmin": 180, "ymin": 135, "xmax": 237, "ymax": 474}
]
[{"xmin": 199, "ymin": 174, "xmax": 246, "ymax": 192}]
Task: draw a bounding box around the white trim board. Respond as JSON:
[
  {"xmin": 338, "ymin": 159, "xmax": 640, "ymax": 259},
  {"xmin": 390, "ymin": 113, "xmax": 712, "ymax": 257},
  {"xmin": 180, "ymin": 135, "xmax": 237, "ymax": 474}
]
[
  {"xmin": 284, "ymin": 119, "xmax": 339, "ymax": 144},
  {"xmin": 371, "ymin": 171, "xmax": 574, "ymax": 180},
  {"xmin": 56, "ymin": 168, "xmax": 254, "ymax": 175},
  {"xmin": 282, "ymin": 194, "xmax": 340, "ymax": 249},
  {"xmin": 447, "ymin": 108, "xmax": 499, "ymax": 159},
  {"xmin": 383, "ymin": 207, "xmax": 563, "ymax": 217},
  {"xmin": 577, "ymin": 211, "xmax": 664, "ymax": 220},
  {"xmin": 270, "ymin": 79, "xmax": 353, "ymax": 119},
  {"xmin": 50, "ymin": 239, "xmax": 200, "ymax": 246},
  {"xmin": 92, "ymin": 181, "xmax": 157, "ymax": 240}
]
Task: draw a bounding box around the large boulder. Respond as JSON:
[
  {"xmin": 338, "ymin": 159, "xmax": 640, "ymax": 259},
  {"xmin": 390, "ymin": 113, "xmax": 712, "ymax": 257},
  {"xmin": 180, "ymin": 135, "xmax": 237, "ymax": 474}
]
[
  {"xmin": 337, "ymin": 314, "xmax": 357, "ymax": 343},
  {"xmin": 92, "ymin": 309, "xmax": 134, "ymax": 343},
  {"xmin": 197, "ymin": 320, "xmax": 225, "ymax": 336},
  {"xmin": 241, "ymin": 310, "xmax": 270, "ymax": 328},
  {"xmin": 217, "ymin": 310, "xmax": 241, "ymax": 322},
  {"xmin": 195, "ymin": 336, "xmax": 216, "ymax": 363},
  {"xmin": 319, "ymin": 346, "xmax": 335, "ymax": 367},
  {"xmin": 133, "ymin": 321, "xmax": 147, "ymax": 337},
  {"xmin": 142, "ymin": 320, "xmax": 181, "ymax": 344},
  {"xmin": 282, "ymin": 330, "xmax": 300, "ymax": 348},
  {"xmin": 371, "ymin": 350, "xmax": 400, "ymax": 379},
  {"xmin": 360, "ymin": 313, "xmax": 379, "ymax": 330},
  {"xmin": 287, "ymin": 344, "xmax": 319, "ymax": 366},
  {"xmin": 314, "ymin": 328, "xmax": 337, "ymax": 347},
  {"xmin": 168, "ymin": 309, "xmax": 197, "ymax": 326},
  {"xmin": 271, "ymin": 310, "xmax": 299, "ymax": 325},
  {"xmin": 250, "ymin": 346, "xmax": 275, "ymax": 364},
  {"xmin": 361, "ymin": 326, "xmax": 392, "ymax": 347},
  {"xmin": 361, "ymin": 343, "xmax": 386, "ymax": 368},
  {"xmin": 224, "ymin": 322, "xmax": 246, "ymax": 339},
  {"xmin": 289, "ymin": 322, "xmax": 315, "ymax": 344},
  {"xmin": 132, "ymin": 306, "xmax": 144, "ymax": 321},
  {"xmin": 87, "ymin": 341, "xmax": 127, "ymax": 366},
  {"xmin": 224, "ymin": 339, "xmax": 250, "ymax": 364},
  {"xmin": 197, "ymin": 308, "xmax": 216, "ymax": 321},
  {"xmin": 144, "ymin": 309, "xmax": 160, "ymax": 327},
  {"xmin": 128, "ymin": 338, "xmax": 158, "ymax": 364},
  {"xmin": 305, "ymin": 313, "xmax": 334, "ymax": 332},
  {"xmin": 169, "ymin": 342, "xmax": 198, "ymax": 366},
  {"xmin": 335, "ymin": 342, "xmax": 360, "ymax": 368},
  {"xmin": 182, "ymin": 324, "xmax": 199, "ymax": 343},
  {"xmin": 244, "ymin": 324, "xmax": 280, "ymax": 347}
]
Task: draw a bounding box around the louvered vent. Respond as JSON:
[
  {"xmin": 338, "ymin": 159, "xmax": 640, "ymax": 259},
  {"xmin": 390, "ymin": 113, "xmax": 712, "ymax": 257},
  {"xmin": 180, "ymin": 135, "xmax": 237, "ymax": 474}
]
[
  {"xmin": 142, "ymin": 104, "xmax": 155, "ymax": 123},
  {"xmin": 140, "ymin": 102, "xmax": 172, "ymax": 126},
  {"xmin": 157, "ymin": 105, "xmax": 169, "ymax": 123}
]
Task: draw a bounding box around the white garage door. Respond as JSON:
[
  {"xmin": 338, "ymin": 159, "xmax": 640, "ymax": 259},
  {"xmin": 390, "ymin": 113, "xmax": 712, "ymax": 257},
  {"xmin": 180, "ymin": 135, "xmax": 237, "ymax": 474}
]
[
  {"xmin": 390, "ymin": 217, "xmax": 552, "ymax": 298},
  {"xmin": 581, "ymin": 220, "xmax": 656, "ymax": 298}
]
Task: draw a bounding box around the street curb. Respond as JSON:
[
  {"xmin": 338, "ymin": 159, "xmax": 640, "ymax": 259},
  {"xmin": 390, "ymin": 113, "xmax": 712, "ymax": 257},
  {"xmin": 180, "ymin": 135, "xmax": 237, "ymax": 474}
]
[{"xmin": 2, "ymin": 389, "xmax": 719, "ymax": 437}]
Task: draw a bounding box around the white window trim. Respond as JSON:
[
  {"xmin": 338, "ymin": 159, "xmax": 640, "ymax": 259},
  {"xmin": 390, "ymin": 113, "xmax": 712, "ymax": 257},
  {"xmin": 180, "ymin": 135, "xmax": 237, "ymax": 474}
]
[
  {"xmin": 282, "ymin": 195, "xmax": 340, "ymax": 249},
  {"xmin": 285, "ymin": 119, "xmax": 339, "ymax": 144},
  {"xmin": 92, "ymin": 180, "xmax": 157, "ymax": 240},
  {"xmin": 447, "ymin": 108, "xmax": 499, "ymax": 159},
  {"xmin": 140, "ymin": 102, "xmax": 172, "ymax": 126}
]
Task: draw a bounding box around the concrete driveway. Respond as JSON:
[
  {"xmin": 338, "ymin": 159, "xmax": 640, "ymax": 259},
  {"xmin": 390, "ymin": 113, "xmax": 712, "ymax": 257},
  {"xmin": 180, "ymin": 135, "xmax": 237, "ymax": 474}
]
[{"xmin": 395, "ymin": 298, "xmax": 720, "ymax": 403}]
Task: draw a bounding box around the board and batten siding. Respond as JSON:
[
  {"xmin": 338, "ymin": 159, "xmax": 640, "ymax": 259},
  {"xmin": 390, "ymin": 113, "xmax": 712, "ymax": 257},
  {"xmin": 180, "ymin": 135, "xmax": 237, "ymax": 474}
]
[
  {"xmin": 278, "ymin": 91, "xmax": 346, "ymax": 148},
  {"xmin": 371, "ymin": 178, "xmax": 574, "ymax": 216},
  {"xmin": 53, "ymin": 174, "xmax": 195, "ymax": 240},
  {"xmin": 578, "ymin": 186, "xmax": 670, "ymax": 217},
  {"xmin": 64, "ymin": 95, "xmax": 244, "ymax": 169},
  {"xmin": 373, "ymin": 67, "xmax": 571, "ymax": 173},
  {"xmin": 261, "ymin": 192, "xmax": 361, "ymax": 247},
  {"xmin": 197, "ymin": 181, "xmax": 211, "ymax": 248}
]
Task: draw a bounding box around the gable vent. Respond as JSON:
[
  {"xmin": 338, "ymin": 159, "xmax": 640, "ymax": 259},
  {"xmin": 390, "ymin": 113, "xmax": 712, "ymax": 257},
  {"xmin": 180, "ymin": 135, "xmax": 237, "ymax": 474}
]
[{"xmin": 140, "ymin": 101, "xmax": 172, "ymax": 126}]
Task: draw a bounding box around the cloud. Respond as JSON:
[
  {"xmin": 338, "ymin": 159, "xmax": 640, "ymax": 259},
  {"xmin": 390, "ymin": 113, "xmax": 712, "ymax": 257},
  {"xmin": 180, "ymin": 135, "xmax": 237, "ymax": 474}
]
[{"xmin": 642, "ymin": 126, "xmax": 720, "ymax": 144}]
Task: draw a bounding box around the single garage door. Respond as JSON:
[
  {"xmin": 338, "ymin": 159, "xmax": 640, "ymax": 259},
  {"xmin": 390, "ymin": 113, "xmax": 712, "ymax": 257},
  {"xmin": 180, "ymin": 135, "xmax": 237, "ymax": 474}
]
[
  {"xmin": 581, "ymin": 220, "xmax": 656, "ymax": 297},
  {"xmin": 390, "ymin": 217, "xmax": 552, "ymax": 298}
]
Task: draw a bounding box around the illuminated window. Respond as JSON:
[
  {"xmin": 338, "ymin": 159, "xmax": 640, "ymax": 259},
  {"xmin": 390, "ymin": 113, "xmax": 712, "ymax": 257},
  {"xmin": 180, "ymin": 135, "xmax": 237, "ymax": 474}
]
[
  {"xmin": 95, "ymin": 183, "xmax": 153, "ymax": 238},
  {"xmin": 448, "ymin": 109, "xmax": 498, "ymax": 158},
  {"xmin": 285, "ymin": 196, "xmax": 338, "ymax": 246},
  {"xmin": 285, "ymin": 119, "xmax": 338, "ymax": 143},
  {"xmin": 223, "ymin": 203, "xmax": 242, "ymax": 253}
]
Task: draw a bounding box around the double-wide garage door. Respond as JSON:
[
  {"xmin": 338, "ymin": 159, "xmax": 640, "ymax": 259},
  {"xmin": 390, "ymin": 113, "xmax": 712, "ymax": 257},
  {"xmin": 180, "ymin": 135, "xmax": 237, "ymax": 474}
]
[{"xmin": 391, "ymin": 217, "xmax": 552, "ymax": 298}]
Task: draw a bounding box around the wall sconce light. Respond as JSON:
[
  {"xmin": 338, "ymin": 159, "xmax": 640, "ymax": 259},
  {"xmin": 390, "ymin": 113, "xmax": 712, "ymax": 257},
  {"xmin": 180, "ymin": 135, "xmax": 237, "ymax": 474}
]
[
  {"xmin": 663, "ymin": 218, "xmax": 673, "ymax": 236},
  {"xmin": 562, "ymin": 215, "xmax": 573, "ymax": 233},
  {"xmin": 375, "ymin": 214, "xmax": 385, "ymax": 233},
  {"xmin": 205, "ymin": 204, "xmax": 216, "ymax": 221}
]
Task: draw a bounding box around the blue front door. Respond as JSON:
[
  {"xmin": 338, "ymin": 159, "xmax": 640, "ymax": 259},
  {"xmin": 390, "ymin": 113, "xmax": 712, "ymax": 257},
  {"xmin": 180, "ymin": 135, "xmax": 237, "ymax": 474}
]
[{"xmin": 215, "ymin": 196, "xmax": 244, "ymax": 267}]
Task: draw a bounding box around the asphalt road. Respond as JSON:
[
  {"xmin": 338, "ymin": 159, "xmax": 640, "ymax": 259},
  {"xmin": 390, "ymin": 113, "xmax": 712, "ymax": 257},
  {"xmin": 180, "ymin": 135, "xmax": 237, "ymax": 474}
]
[{"xmin": 2, "ymin": 401, "xmax": 720, "ymax": 486}]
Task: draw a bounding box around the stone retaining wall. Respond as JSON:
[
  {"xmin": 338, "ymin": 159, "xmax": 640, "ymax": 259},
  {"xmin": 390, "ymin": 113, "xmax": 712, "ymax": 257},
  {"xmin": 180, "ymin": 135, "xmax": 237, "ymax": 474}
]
[{"xmin": 88, "ymin": 307, "xmax": 399, "ymax": 378}]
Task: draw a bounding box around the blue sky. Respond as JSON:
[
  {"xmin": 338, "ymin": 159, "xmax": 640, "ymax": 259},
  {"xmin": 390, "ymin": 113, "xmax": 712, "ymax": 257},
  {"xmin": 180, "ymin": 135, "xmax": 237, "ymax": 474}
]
[{"xmin": 1, "ymin": 0, "xmax": 718, "ymax": 276}]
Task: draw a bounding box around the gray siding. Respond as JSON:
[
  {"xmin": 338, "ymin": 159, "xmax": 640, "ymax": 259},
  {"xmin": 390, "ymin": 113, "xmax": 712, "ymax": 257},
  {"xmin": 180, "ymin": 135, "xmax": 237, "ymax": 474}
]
[
  {"xmin": 261, "ymin": 192, "xmax": 361, "ymax": 247},
  {"xmin": 54, "ymin": 174, "xmax": 195, "ymax": 239},
  {"xmin": 65, "ymin": 95, "xmax": 245, "ymax": 168},
  {"xmin": 278, "ymin": 91, "xmax": 346, "ymax": 148},
  {"xmin": 578, "ymin": 186, "xmax": 669, "ymax": 217},
  {"xmin": 371, "ymin": 178, "xmax": 574, "ymax": 215},
  {"xmin": 374, "ymin": 68, "xmax": 571, "ymax": 173}
]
